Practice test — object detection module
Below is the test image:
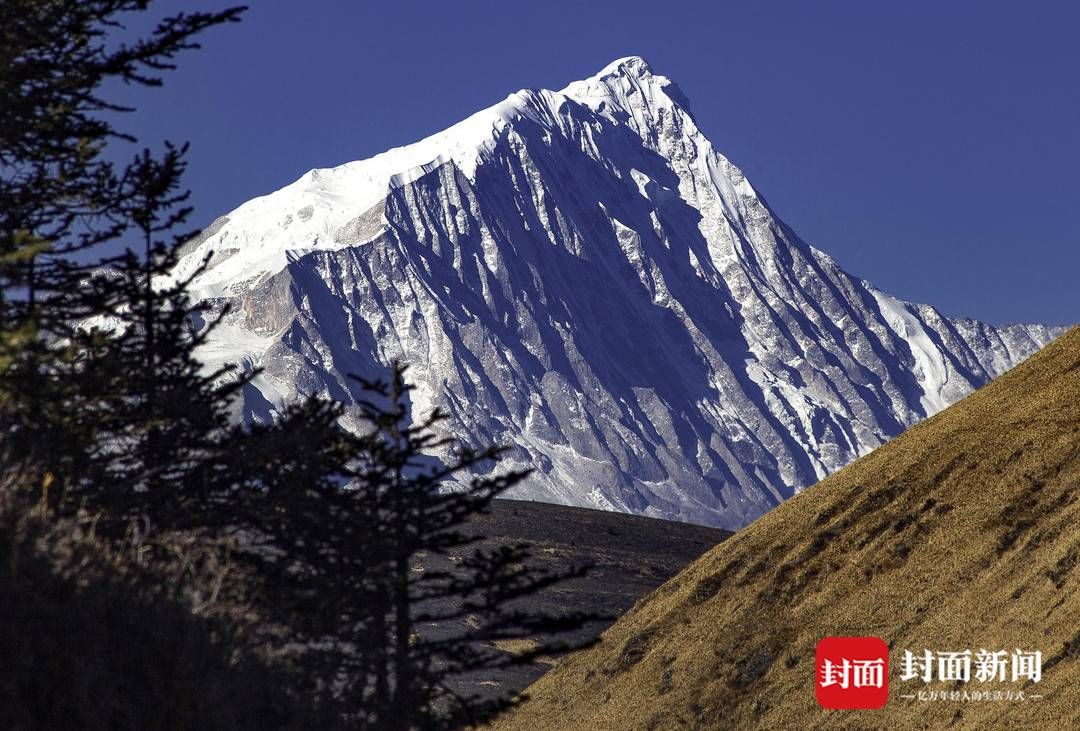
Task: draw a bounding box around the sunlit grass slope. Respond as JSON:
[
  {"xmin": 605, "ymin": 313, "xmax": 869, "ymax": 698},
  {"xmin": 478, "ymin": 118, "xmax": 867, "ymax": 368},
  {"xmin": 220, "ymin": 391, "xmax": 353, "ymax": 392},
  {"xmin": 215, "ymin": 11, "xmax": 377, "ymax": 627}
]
[{"xmin": 496, "ymin": 327, "xmax": 1080, "ymax": 730}]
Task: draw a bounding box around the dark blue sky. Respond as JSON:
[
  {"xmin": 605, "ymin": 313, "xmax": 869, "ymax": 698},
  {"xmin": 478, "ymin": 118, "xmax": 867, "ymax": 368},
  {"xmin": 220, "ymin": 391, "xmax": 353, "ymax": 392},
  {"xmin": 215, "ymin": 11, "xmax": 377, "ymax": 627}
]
[{"xmin": 114, "ymin": 1, "xmax": 1078, "ymax": 326}]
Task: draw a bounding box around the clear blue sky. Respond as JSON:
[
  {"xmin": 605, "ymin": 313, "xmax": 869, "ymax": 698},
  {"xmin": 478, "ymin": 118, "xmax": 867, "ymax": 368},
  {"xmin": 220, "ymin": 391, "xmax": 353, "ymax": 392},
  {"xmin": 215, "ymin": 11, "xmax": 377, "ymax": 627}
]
[{"xmin": 113, "ymin": 1, "xmax": 1078, "ymax": 327}]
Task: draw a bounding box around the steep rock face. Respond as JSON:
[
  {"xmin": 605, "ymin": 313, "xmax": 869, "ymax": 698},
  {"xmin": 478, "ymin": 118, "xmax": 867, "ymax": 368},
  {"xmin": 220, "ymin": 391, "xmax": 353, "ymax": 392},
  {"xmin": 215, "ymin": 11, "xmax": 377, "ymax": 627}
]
[{"xmin": 175, "ymin": 57, "xmax": 1060, "ymax": 529}]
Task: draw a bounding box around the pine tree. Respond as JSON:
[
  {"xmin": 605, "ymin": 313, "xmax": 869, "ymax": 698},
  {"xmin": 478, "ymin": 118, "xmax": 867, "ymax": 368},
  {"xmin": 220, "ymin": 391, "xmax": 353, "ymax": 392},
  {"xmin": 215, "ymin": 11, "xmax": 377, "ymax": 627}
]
[
  {"xmin": 241, "ymin": 365, "xmax": 596, "ymax": 729},
  {"xmin": 1, "ymin": 5, "xmax": 596, "ymax": 728},
  {"xmin": 0, "ymin": 0, "xmax": 247, "ymax": 520},
  {"xmin": 61, "ymin": 143, "xmax": 262, "ymax": 530}
]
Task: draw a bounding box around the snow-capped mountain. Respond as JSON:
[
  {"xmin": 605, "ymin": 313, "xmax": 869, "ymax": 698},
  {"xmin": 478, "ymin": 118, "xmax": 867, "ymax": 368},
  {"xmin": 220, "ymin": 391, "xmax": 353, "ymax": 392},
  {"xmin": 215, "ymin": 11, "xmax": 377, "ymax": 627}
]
[{"xmin": 175, "ymin": 57, "xmax": 1060, "ymax": 529}]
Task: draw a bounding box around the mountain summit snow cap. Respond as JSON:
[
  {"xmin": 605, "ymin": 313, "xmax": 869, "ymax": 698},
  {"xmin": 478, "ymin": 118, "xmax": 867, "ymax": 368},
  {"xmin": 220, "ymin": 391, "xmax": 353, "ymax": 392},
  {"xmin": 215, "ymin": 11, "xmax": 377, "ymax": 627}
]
[
  {"xmin": 596, "ymin": 55, "xmax": 655, "ymax": 79},
  {"xmin": 562, "ymin": 56, "xmax": 698, "ymax": 131}
]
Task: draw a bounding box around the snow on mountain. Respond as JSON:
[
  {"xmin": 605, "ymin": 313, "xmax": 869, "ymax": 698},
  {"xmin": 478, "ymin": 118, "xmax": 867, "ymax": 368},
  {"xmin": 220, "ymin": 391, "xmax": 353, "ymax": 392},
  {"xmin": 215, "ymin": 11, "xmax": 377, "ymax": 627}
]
[{"xmin": 175, "ymin": 56, "xmax": 1062, "ymax": 529}]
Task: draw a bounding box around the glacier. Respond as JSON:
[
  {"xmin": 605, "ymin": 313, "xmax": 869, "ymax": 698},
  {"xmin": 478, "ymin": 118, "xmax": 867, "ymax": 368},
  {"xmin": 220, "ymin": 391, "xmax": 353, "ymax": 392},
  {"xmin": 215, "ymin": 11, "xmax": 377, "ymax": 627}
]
[{"xmin": 174, "ymin": 56, "xmax": 1061, "ymax": 529}]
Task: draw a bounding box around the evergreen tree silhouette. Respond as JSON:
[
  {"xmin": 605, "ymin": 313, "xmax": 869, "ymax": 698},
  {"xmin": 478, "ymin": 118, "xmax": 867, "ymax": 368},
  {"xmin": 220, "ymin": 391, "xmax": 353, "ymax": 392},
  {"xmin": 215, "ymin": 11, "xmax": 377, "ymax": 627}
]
[
  {"xmin": 1, "ymin": 3, "xmax": 596, "ymax": 728},
  {"xmin": 0, "ymin": 0, "xmax": 247, "ymax": 520},
  {"xmin": 240, "ymin": 364, "xmax": 596, "ymax": 730}
]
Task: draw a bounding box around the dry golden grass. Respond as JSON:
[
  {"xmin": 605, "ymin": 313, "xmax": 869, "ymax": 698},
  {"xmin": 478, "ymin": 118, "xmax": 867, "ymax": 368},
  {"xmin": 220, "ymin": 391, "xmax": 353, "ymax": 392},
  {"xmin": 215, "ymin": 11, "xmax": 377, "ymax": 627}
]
[
  {"xmin": 495, "ymin": 327, "xmax": 1080, "ymax": 730},
  {"xmin": 495, "ymin": 638, "xmax": 542, "ymax": 656}
]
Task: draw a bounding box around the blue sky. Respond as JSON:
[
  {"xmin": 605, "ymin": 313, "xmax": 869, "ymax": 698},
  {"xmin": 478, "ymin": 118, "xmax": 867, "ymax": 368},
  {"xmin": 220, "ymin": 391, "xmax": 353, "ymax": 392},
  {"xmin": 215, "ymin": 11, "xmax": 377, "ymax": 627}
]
[{"xmin": 113, "ymin": 1, "xmax": 1078, "ymax": 326}]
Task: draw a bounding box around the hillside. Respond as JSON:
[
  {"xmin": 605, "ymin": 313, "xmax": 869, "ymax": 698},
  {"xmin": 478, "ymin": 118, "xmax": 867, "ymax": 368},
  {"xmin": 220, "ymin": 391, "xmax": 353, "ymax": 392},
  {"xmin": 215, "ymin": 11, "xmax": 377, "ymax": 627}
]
[
  {"xmin": 495, "ymin": 327, "xmax": 1080, "ymax": 730},
  {"xmin": 427, "ymin": 499, "xmax": 729, "ymax": 699}
]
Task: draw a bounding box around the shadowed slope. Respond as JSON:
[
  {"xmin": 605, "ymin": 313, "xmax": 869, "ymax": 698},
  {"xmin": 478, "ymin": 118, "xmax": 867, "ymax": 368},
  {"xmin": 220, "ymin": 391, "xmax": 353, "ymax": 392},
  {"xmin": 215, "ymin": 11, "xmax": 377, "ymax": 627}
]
[
  {"xmin": 496, "ymin": 327, "xmax": 1080, "ymax": 730},
  {"xmin": 426, "ymin": 499, "xmax": 729, "ymax": 701}
]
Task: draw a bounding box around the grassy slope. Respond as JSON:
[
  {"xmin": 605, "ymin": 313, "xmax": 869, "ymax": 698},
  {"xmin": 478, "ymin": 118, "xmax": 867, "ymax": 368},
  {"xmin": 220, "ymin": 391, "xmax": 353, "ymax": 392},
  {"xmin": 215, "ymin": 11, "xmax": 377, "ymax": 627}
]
[{"xmin": 496, "ymin": 327, "xmax": 1080, "ymax": 730}]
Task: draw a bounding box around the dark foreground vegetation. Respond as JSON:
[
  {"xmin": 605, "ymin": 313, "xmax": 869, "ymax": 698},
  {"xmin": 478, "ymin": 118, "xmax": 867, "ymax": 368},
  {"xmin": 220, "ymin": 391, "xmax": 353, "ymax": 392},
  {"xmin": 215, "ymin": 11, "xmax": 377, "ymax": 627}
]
[
  {"xmin": 0, "ymin": 490, "xmax": 333, "ymax": 730},
  {"xmin": 0, "ymin": 3, "xmax": 606, "ymax": 728}
]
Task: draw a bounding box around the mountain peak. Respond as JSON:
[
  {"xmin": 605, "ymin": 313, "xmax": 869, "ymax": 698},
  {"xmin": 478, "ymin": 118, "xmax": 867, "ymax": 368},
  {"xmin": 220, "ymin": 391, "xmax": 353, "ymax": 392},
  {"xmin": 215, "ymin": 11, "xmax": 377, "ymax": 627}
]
[
  {"xmin": 595, "ymin": 55, "xmax": 654, "ymax": 79},
  {"xmin": 561, "ymin": 55, "xmax": 694, "ymax": 132},
  {"xmin": 177, "ymin": 59, "xmax": 1061, "ymax": 529}
]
